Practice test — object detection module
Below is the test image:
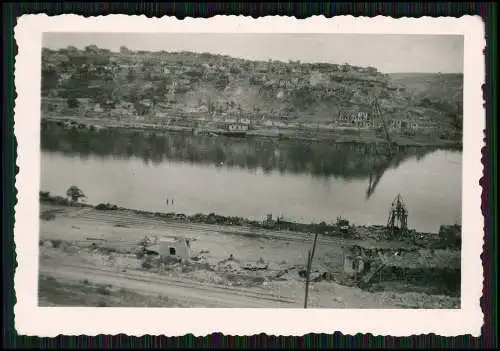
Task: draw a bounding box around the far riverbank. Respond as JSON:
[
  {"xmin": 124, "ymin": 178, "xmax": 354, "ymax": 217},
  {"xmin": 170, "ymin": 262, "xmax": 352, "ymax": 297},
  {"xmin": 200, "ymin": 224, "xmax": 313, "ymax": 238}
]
[{"xmin": 42, "ymin": 116, "xmax": 463, "ymax": 149}]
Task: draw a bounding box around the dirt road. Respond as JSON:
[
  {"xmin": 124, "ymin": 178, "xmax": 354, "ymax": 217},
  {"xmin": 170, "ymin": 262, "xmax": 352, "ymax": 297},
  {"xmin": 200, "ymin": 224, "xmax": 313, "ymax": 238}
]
[{"xmin": 39, "ymin": 261, "xmax": 298, "ymax": 308}]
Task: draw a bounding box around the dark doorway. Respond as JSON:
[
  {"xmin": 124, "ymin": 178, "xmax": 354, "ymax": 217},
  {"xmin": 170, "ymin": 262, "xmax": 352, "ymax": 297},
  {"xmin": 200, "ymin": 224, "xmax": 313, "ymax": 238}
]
[{"xmin": 169, "ymin": 247, "xmax": 176, "ymax": 255}]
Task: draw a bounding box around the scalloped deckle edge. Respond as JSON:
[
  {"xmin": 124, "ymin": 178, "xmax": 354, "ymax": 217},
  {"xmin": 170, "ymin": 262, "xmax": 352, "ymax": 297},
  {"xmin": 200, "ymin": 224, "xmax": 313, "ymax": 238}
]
[{"xmin": 13, "ymin": 14, "xmax": 485, "ymax": 337}]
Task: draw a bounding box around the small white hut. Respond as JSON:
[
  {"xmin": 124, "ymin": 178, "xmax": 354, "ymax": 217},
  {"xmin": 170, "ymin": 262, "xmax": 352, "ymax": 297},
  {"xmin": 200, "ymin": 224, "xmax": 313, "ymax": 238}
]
[{"xmin": 159, "ymin": 237, "xmax": 191, "ymax": 261}]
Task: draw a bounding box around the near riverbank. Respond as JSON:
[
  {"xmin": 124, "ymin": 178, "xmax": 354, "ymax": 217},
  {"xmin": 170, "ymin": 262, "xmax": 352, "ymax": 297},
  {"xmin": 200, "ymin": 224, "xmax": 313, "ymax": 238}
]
[
  {"xmin": 39, "ymin": 198, "xmax": 460, "ymax": 308},
  {"xmin": 40, "ymin": 191, "xmax": 448, "ymax": 242}
]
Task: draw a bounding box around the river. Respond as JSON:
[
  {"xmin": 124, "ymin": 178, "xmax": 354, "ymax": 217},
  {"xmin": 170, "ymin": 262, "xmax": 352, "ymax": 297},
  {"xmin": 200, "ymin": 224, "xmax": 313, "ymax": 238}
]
[{"xmin": 40, "ymin": 124, "xmax": 462, "ymax": 233}]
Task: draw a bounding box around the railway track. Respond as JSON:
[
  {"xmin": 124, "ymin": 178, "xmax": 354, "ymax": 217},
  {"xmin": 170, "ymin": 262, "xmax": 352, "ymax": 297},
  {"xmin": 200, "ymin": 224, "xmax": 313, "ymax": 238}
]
[{"xmin": 46, "ymin": 205, "xmax": 360, "ymax": 247}]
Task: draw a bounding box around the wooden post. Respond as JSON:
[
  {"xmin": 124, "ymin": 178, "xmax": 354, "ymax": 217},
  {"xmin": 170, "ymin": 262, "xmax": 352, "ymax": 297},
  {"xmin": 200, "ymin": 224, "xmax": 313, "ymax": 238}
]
[
  {"xmin": 304, "ymin": 233, "xmax": 319, "ymax": 309},
  {"xmin": 304, "ymin": 250, "xmax": 312, "ymax": 309}
]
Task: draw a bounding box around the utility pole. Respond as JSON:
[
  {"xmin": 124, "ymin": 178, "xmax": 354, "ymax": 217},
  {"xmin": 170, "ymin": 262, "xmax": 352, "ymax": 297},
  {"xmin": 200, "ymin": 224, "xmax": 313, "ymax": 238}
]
[{"xmin": 304, "ymin": 232, "xmax": 319, "ymax": 309}]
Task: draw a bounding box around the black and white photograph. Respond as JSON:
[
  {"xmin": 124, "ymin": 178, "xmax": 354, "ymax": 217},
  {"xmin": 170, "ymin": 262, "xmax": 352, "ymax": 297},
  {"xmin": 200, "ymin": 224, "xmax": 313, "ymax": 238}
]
[{"xmin": 14, "ymin": 15, "xmax": 484, "ymax": 337}]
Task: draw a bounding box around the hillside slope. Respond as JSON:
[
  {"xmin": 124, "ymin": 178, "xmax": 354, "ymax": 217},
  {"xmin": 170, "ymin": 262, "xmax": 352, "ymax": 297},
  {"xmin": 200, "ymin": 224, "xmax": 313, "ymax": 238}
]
[
  {"xmin": 41, "ymin": 46, "xmax": 463, "ymax": 142},
  {"xmin": 389, "ymin": 73, "xmax": 463, "ymax": 129}
]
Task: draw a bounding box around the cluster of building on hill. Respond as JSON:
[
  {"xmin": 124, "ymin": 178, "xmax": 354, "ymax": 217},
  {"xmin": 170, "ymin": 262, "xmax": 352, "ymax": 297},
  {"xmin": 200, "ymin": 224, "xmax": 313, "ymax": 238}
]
[
  {"xmin": 43, "ymin": 47, "xmax": 385, "ymax": 99},
  {"xmin": 42, "ymin": 46, "xmax": 453, "ymax": 137},
  {"xmin": 334, "ymin": 110, "xmax": 438, "ymax": 134},
  {"xmin": 44, "ymin": 50, "xmax": 386, "ymax": 102}
]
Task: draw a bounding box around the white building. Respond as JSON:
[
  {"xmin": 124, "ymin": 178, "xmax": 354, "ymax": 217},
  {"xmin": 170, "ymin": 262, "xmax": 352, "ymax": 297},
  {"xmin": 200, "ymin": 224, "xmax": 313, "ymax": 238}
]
[
  {"xmin": 158, "ymin": 237, "xmax": 191, "ymax": 262},
  {"xmin": 93, "ymin": 103, "xmax": 104, "ymax": 113}
]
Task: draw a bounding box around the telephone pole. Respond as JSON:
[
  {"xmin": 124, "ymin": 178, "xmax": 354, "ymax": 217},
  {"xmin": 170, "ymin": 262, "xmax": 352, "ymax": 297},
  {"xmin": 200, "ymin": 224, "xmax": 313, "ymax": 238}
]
[{"xmin": 304, "ymin": 232, "xmax": 319, "ymax": 309}]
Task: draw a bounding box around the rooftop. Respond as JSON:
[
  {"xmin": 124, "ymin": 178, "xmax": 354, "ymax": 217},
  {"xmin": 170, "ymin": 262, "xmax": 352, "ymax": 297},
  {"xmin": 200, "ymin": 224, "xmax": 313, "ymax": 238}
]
[{"xmin": 158, "ymin": 236, "xmax": 184, "ymax": 243}]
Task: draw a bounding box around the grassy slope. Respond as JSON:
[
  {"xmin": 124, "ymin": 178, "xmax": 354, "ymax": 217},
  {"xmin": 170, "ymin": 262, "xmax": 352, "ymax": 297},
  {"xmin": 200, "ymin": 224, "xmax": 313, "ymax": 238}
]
[
  {"xmin": 389, "ymin": 73, "xmax": 463, "ymax": 102},
  {"xmin": 38, "ymin": 275, "xmax": 181, "ymax": 307}
]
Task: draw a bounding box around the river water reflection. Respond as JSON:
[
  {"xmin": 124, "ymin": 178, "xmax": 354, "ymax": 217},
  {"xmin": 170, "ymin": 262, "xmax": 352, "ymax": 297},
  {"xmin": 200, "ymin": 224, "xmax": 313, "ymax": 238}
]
[{"xmin": 41, "ymin": 124, "xmax": 462, "ymax": 233}]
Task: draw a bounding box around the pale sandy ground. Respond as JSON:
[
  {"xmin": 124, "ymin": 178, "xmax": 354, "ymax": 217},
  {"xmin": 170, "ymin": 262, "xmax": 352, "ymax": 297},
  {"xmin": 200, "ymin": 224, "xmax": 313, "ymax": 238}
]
[{"xmin": 38, "ymin": 203, "xmax": 460, "ymax": 309}]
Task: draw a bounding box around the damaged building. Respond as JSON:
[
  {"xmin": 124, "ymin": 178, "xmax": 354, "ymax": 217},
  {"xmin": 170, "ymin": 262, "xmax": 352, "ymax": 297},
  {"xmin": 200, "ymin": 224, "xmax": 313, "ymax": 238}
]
[
  {"xmin": 342, "ymin": 242, "xmax": 461, "ymax": 296},
  {"xmin": 342, "ymin": 241, "xmax": 416, "ymax": 279},
  {"xmin": 438, "ymin": 224, "xmax": 462, "ymax": 249},
  {"xmin": 375, "ymin": 249, "xmax": 461, "ymax": 296}
]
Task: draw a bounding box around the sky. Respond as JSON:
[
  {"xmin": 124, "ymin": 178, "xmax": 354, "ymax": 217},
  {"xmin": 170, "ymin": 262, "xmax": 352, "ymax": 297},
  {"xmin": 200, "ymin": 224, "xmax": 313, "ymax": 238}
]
[{"xmin": 43, "ymin": 33, "xmax": 464, "ymax": 74}]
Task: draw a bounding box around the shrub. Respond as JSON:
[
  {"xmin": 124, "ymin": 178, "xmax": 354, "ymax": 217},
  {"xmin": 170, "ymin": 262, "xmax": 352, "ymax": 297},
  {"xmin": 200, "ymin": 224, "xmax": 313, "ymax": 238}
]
[
  {"xmin": 51, "ymin": 239, "xmax": 62, "ymax": 248},
  {"xmin": 40, "ymin": 210, "xmax": 56, "ymax": 221},
  {"xmin": 39, "ymin": 191, "xmax": 50, "ymax": 199},
  {"xmin": 96, "ymin": 285, "xmax": 111, "ymax": 295},
  {"xmin": 95, "ymin": 203, "xmax": 118, "ymax": 211},
  {"xmin": 44, "ymin": 195, "xmax": 70, "ymax": 206}
]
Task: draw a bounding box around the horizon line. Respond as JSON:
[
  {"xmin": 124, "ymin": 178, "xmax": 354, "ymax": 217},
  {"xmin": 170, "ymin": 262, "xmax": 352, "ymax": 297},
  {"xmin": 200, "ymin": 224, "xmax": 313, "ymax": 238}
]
[{"xmin": 42, "ymin": 45, "xmax": 464, "ymax": 75}]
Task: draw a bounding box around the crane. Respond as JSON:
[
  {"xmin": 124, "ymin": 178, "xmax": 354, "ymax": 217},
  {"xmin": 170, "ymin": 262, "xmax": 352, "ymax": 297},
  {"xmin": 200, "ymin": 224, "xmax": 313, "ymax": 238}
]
[
  {"xmin": 371, "ymin": 97, "xmax": 397, "ymax": 153},
  {"xmin": 365, "ymin": 97, "xmax": 398, "ymax": 199},
  {"xmin": 387, "ymin": 193, "xmax": 409, "ymax": 238}
]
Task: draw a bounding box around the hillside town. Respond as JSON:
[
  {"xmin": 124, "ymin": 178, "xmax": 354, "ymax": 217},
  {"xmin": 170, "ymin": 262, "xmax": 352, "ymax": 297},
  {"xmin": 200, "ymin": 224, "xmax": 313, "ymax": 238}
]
[{"xmin": 41, "ymin": 45, "xmax": 463, "ymax": 144}]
